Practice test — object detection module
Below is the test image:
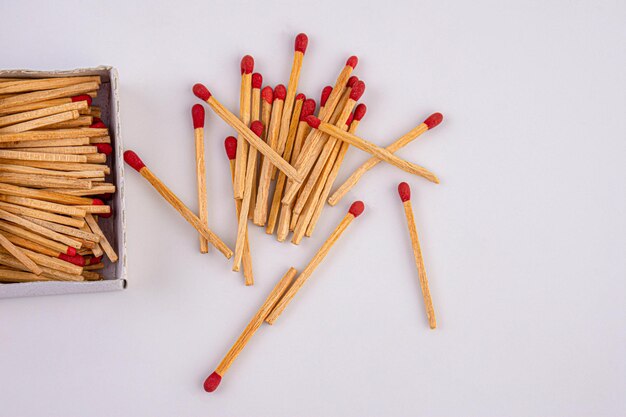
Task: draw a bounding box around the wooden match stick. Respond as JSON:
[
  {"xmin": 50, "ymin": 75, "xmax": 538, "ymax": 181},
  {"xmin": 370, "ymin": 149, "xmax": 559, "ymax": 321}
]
[
  {"xmin": 266, "ymin": 201, "xmax": 365, "ymax": 324},
  {"xmin": 0, "ymin": 231, "xmax": 85, "ymax": 266},
  {"xmin": 124, "ymin": 150, "xmax": 233, "ymax": 259},
  {"xmin": 0, "ymin": 200, "xmax": 85, "ymax": 228},
  {"xmin": 0, "ymin": 95, "xmax": 91, "ymax": 116},
  {"xmin": 192, "ymin": 104, "xmax": 209, "ymax": 253},
  {"xmin": 292, "ymin": 80, "xmax": 365, "ymax": 217},
  {"xmin": 0, "ymin": 101, "xmax": 88, "ymax": 128},
  {"xmin": 282, "ymin": 56, "xmax": 358, "ymax": 205},
  {"xmin": 287, "ymin": 87, "xmax": 330, "ymax": 232},
  {"xmin": 231, "ymin": 122, "xmax": 264, "ymax": 277},
  {"xmin": 0, "ymin": 76, "xmax": 100, "ymax": 95},
  {"xmin": 224, "ymin": 137, "xmax": 254, "ymax": 284},
  {"xmin": 274, "ymin": 33, "xmax": 308, "ymax": 165},
  {"xmin": 0, "ymin": 195, "xmax": 86, "ymax": 217},
  {"xmin": 0, "ymin": 110, "xmax": 79, "ymax": 134},
  {"xmin": 0, "ymin": 159, "xmax": 109, "ymax": 174},
  {"xmin": 0, "ymin": 255, "xmax": 82, "ymax": 281},
  {"xmin": 233, "ymin": 55, "xmax": 254, "ymax": 200},
  {"xmin": 0, "ymin": 82, "xmax": 99, "ymax": 111},
  {"xmin": 0, "ymin": 231, "xmax": 43, "ymax": 275},
  {"xmin": 203, "ymin": 267, "xmax": 297, "ymax": 392},
  {"xmin": 306, "ymin": 105, "xmax": 367, "ymax": 237},
  {"xmin": 0, "ymin": 137, "xmax": 92, "ymax": 148},
  {"xmin": 0, "ymin": 182, "xmax": 97, "ymax": 205},
  {"xmin": 253, "ymin": 84, "xmax": 286, "ymax": 226},
  {"xmin": 84, "ymin": 214, "xmax": 117, "ymax": 263},
  {"xmin": 398, "ymin": 182, "xmax": 437, "ymax": 329},
  {"xmin": 0, "ymin": 220, "xmax": 76, "ymax": 255},
  {"xmin": 0, "ymin": 173, "xmax": 93, "ymax": 189},
  {"xmin": 247, "ymin": 73, "xmax": 263, "ymax": 219},
  {"xmin": 0, "ymin": 127, "xmax": 108, "ymax": 143},
  {"xmin": 193, "ymin": 83, "xmax": 300, "ymax": 182},
  {"xmin": 276, "ymin": 98, "xmax": 316, "ymax": 241},
  {"xmin": 266, "ymin": 94, "xmax": 305, "ymax": 235},
  {"xmin": 329, "ymin": 113, "xmax": 443, "ymax": 206},
  {"xmin": 305, "ymin": 116, "xmax": 440, "ymax": 183}
]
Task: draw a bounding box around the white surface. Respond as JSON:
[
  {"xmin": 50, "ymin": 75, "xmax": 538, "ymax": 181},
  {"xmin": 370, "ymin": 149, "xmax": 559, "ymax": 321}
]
[{"xmin": 0, "ymin": 1, "xmax": 624, "ymax": 416}]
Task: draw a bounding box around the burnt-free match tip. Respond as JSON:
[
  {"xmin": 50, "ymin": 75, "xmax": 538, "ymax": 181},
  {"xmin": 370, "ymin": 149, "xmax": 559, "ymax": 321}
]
[
  {"xmin": 240, "ymin": 55, "xmax": 254, "ymax": 74},
  {"xmin": 124, "ymin": 150, "xmax": 146, "ymax": 172},
  {"xmin": 204, "ymin": 371, "xmax": 222, "ymax": 392},
  {"xmin": 90, "ymin": 121, "xmax": 106, "ymax": 129},
  {"xmin": 192, "ymin": 83, "xmax": 211, "ymax": 101},
  {"xmin": 345, "ymin": 113, "xmax": 354, "ymax": 127},
  {"xmin": 192, "ymin": 104, "xmax": 205, "ymax": 129},
  {"xmin": 224, "ymin": 137, "xmax": 237, "ymax": 160},
  {"xmin": 346, "ymin": 56, "xmax": 358, "ymax": 69},
  {"xmin": 71, "ymin": 94, "xmax": 92, "ymax": 106},
  {"xmin": 250, "ymin": 120, "xmax": 264, "ymax": 137},
  {"xmin": 261, "ymin": 86, "xmax": 274, "ymax": 104},
  {"xmin": 96, "ymin": 143, "xmax": 113, "ymax": 155},
  {"xmin": 252, "ymin": 73, "xmax": 263, "ymax": 89},
  {"xmin": 66, "ymin": 247, "xmax": 77, "ymax": 256},
  {"xmin": 398, "ymin": 182, "xmax": 411, "ymax": 202},
  {"xmin": 300, "ymin": 99, "xmax": 316, "ymax": 121},
  {"xmin": 58, "ymin": 253, "xmax": 85, "ymax": 267},
  {"xmin": 294, "ymin": 33, "xmax": 309, "ymax": 54},
  {"xmin": 305, "ymin": 115, "xmax": 321, "ymax": 129},
  {"xmin": 320, "ymin": 86, "xmax": 332, "ymax": 107},
  {"xmin": 274, "ymin": 84, "xmax": 287, "ymax": 101},
  {"xmin": 349, "ymin": 80, "xmax": 366, "ymax": 101},
  {"xmin": 295, "ymin": 93, "xmax": 305, "ymax": 101},
  {"xmin": 349, "ymin": 201, "xmax": 365, "ymax": 217},
  {"xmin": 354, "ymin": 103, "xmax": 367, "ymax": 121},
  {"xmin": 424, "ymin": 112, "xmax": 443, "ymax": 130},
  {"xmin": 347, "ymin": 76, "xmax": 358, "ymax": 88}
]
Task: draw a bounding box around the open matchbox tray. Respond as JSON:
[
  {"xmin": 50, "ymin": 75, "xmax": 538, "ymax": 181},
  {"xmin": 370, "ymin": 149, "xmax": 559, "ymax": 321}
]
[{"xmin": 0, "ymin": 66, "xmax": 127, "ymax": 299}]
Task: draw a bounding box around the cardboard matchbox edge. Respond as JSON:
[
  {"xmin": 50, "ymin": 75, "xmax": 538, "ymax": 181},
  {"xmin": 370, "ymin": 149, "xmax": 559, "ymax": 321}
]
[{"xmin": 0, "ymin": 66, "xmax": 127, "ymax": 299}]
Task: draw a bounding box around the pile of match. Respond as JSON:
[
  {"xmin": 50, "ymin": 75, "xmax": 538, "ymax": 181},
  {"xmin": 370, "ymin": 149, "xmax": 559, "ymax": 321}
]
[
  {"xmin": 122, "ymin": 33, "xmax": 444, "ymax": 391},
  {"xmin": 0, "ymin": 75, "xmax": 118, "ymax": 283},
  {"xmin": 192, "ymin": 33, "xmax": 441, "ymax": 282}
]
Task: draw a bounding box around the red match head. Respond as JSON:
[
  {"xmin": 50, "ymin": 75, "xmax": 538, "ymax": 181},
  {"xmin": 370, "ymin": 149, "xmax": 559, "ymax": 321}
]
[
  {"xmin": 58, "ymin": 253, "xmax": 85, "ymax": 267},
  {"xmin": 192, "ymin": 104, "xmax": 205, "ymax": 129},
  {"xmin": 204, "ymin": 372, "xmax": 222, "ymax": 392},
  {"xmin": 224, "ymin": 136, "xmax": 237, "ymax": 160},
  {"xmin": 346, "ymin": 56, "xmax": 358, "ymax": 69},
  {"xmin": 92, "ymin": 198, "xmax": 104, "ymax": 206},
  {"xmin": 90, "ymin": 121, "xmax": 106, "ymax": 129},
  {"xmin": 89, "ymin": 256, "xmax": 103, "ymax": 265},
  {"xmin": 71, "ymin": 94, "xmax": 92, "ymax": 106},
  {"xmin": 349, "ymin": 201, "xmax": 365, "ymax": 217},
  {"xmin": 252, "ymin": 73, "xmax": 263, "ymax": 89},
  {"xmin": 274, "ymin": 84, "xmax": 287, "ymax": 101},
  {"xmin": 295, "ymin": 93, "xmax": 305, "ymax": 102},
  {"xmin": 250, "ymin": 120, "xmax": 264, "ymax": 137},
  {"xmin": 124, "ymin": 150, "xmax": 146, "ymax": 172},
  {"xmin": 320, "ymin": 86, "xmax": 332, "ymax": 107},
  {"xmin": 347, "ymin": 75, "xmax": 358, "ymax": 88},
  {"xmin": 66, "ymin": 246, "xmax": 77, "ymax": 256},
  {"xmin": 305, "ymin": 115, "xmax": 321, "ymax": 129},
  {"xmin": 424, "ymin": 112, "xmax": 443, "ymax": 130},
  {"xmin": 193, "ymin": 83, "xmax": 211, "ymax": 101},
  {"xmin": 345, "ymin": 113, "xmax": 354, "ymax": 127},
  {"xmin": 294, "ymin": 33, "xmax": 309, "ymax": 54},
  {"xmin": 95, "ymin": 143, "xmax": 112, "ymax": 155},
  {"xmin": 240, "ymin": 55, "xmax": 254, "ymax": 74},
  {"xmin": 300, "ymin": 99, "xmax": 316, "ymax": 121},
  {"xmin": 261, "ymin": 86, "xmax": 274, "ymax": 104},
  {"xmin": 398, "ymin": 182, "xmax": 411, "ymax": 202},
  {"xmin": 349, "ymin": 80, "xmax": 366, "ymax": 101},
  {"xmin": 93, "ymin": 117, "xmax": 103, "ymax": 124},
  {"xmin": 354, "ymin": 103, "xmax": 367, "ymax": 121}
]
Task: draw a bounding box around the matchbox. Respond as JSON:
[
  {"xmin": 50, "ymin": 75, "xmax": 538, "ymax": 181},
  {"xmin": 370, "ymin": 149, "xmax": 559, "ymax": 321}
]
[{"xmin": 0, "ymin": 66, "xmax": 127, "ymax": 299}]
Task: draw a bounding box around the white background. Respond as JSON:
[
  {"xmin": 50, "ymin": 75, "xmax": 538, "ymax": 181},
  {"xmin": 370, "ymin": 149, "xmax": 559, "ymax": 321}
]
[{"xmin": 0, "ymin": 1, "xmax": 624, "ymax": 416}]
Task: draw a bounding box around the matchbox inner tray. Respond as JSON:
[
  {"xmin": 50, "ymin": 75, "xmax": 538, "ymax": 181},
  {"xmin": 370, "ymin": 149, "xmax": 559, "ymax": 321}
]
[{"xmin": 0, "ymin": 66, "xmax": 127, "ymax": 299}]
